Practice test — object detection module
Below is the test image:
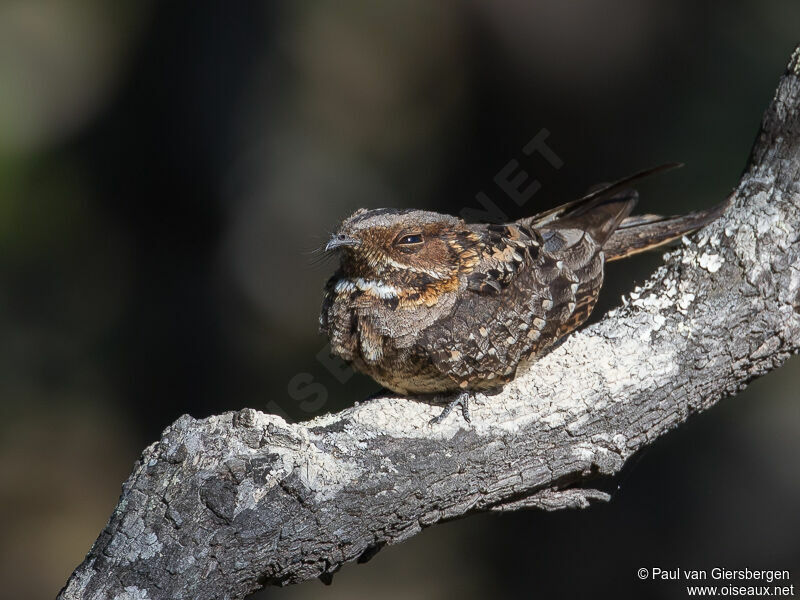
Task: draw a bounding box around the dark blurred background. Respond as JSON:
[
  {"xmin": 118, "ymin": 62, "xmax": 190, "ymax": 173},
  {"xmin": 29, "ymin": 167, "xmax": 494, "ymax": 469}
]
[{"xmin": 1, "ymin": 2, "xmax": 798, "ymax": 599}]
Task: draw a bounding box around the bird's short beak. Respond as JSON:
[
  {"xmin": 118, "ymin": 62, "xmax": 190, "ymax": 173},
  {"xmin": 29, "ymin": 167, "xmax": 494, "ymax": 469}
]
[{"xmin": 325, "ymin": 234, "xmax": 361, "ymax": 252}]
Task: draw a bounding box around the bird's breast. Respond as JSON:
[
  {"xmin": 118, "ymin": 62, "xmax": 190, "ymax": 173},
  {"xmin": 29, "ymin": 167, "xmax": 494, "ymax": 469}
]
[{"xmin": 322, "ymin": 274, "xmax": 461, "ymax": 365}]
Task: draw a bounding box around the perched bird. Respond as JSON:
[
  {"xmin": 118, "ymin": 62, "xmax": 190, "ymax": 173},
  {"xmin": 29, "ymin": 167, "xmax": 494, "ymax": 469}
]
[{"xmin": 320, "ymin": 164, "xmax": 725, "ymax": 423}]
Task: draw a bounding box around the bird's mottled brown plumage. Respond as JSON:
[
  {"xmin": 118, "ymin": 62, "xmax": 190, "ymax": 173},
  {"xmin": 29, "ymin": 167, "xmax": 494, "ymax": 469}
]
[{"xmin": 319, "ymin": 165, "xmax": 725, "ymax": 422}]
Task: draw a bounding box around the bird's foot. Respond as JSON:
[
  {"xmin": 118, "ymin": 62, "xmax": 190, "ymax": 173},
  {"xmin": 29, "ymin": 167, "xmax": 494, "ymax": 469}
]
[{"xmin": 429, "ymin": 391, "xmax": 472, "ymax": 425}]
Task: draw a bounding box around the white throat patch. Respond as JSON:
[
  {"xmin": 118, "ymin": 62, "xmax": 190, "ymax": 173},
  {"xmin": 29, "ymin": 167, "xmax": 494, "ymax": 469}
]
[{"xmin": 335, "ymin": 278, "xmax": 400, "ymax": 299}]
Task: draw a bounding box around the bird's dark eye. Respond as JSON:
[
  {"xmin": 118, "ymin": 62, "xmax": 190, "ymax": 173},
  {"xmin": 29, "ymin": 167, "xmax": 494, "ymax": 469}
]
[{"xmin": 396, "ymin": 233, "xmax": 423, "ymax": 245}]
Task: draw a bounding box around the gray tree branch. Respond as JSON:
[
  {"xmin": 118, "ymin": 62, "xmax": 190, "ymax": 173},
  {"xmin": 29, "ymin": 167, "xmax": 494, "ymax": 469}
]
[{"xmin": 59, "ymin": 46, "xmax": 800, "ymax": 600}]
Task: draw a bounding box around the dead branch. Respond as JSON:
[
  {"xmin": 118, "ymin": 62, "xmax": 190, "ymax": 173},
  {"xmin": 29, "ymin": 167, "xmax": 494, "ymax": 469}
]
[{"xmin": 59, "ymin": 45, "xmax": 800, "ymax": 600}]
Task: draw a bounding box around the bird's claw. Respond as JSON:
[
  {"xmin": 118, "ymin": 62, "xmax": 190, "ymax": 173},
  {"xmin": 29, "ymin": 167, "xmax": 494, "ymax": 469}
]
[{"xmin": 429, "ymin": 391, "xmax": 472, "ymax": 425}]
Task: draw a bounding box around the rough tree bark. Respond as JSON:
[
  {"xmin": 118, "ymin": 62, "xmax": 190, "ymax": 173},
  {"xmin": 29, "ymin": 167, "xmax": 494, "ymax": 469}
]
[{"xmin": 59, "ymin": 46, "xmax": 800, "ymax": 600}]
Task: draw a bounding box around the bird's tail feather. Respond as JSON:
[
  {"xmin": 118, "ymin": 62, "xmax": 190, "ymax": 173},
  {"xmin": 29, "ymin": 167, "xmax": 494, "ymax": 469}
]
[{"xmin": 603, "ymin": 198, "xmax": 730, "ymax": 262}]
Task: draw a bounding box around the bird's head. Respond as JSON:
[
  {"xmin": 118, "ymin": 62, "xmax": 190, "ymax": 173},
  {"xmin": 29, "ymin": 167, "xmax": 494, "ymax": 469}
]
[{"xmin": 325, "ymin": 208, "xmax": 481, "ymax": 305}]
